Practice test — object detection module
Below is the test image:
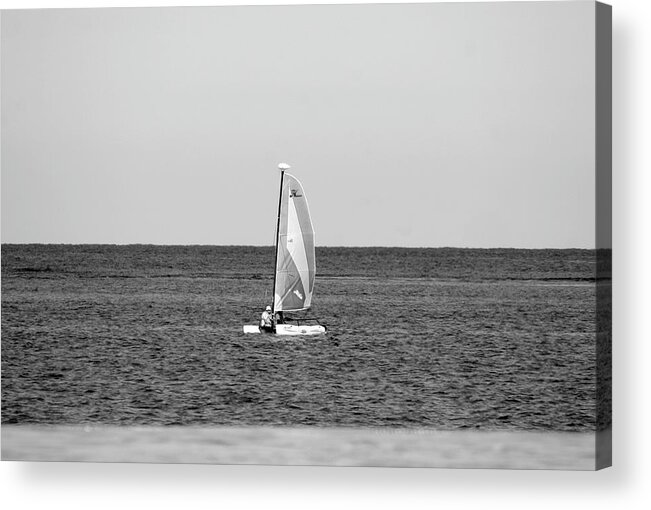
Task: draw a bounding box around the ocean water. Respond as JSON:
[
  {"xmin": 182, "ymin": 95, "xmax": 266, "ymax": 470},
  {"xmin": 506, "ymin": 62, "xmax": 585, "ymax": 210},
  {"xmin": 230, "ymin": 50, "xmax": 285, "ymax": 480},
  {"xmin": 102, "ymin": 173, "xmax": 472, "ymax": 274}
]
[{"xmin": 1, "ymin": 245, "xmax": 601, "ymax": 431}]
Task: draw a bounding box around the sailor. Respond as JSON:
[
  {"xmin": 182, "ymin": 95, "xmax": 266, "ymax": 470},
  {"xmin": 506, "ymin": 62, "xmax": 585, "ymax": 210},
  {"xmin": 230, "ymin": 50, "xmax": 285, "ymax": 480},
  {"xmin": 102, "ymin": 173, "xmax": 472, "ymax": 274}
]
[{"xmin": 260, "ymin": 305, "xmax": 274, "ymax": 332}]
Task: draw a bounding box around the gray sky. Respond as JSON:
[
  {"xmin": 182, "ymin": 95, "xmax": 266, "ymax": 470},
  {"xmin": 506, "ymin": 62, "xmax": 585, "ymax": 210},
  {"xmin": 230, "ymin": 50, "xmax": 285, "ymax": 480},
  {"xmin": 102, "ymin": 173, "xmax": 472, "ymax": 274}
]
[{"xmin": 1, "ymin": 2, "xmax": 596, "ymax": 247}]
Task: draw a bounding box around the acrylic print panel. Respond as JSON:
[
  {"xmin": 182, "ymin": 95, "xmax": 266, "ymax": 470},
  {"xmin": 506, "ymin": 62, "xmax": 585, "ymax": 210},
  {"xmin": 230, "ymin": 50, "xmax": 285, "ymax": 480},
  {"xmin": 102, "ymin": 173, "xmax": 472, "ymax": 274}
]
[{"xmin": 0, "ymin": 1, "xmax": 611, "ymax": 470}]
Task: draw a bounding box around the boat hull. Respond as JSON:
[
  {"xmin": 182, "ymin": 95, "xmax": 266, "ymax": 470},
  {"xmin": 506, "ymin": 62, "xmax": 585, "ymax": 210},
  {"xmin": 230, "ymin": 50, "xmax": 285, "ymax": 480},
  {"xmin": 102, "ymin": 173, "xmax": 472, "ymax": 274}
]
[{"xmin": 242, "ymin": 324, "xmax": 326, "ymax": 336}]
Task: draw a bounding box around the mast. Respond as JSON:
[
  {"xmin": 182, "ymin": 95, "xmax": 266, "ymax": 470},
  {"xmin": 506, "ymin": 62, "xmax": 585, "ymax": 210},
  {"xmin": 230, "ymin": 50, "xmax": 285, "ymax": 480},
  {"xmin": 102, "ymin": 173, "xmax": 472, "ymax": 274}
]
[{"xmin": 271, "ymin": 163, "xmax": 290, "ymax": 314}]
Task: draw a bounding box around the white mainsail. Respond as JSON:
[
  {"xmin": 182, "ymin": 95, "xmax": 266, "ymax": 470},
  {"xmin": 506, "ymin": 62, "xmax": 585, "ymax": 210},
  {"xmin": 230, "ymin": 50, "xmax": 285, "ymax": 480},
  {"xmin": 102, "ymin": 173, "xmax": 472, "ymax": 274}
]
[{"xmin": 273, "ymin": 173, "xmax": 316, "ymax": 312}]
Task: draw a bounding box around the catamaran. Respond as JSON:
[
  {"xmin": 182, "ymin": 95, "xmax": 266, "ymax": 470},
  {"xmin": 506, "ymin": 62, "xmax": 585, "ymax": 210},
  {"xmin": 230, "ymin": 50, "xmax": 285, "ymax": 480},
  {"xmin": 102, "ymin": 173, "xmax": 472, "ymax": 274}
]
[{"xmin": 243, "ymin": 164, "xmax": 327, "ymax": 336}]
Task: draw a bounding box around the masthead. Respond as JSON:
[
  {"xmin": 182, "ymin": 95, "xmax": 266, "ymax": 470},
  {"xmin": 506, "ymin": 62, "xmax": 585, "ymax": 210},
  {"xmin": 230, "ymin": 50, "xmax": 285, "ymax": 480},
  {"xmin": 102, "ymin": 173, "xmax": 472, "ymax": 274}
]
[{"xmin": 278, "ymin": 163, "xmax": 291, "ymax": 171}]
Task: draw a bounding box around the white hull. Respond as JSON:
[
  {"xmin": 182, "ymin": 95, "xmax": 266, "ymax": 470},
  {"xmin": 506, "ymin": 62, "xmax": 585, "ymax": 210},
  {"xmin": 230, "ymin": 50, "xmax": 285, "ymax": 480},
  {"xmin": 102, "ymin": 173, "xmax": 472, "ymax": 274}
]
[{"xmin": 242, "ymin": 324, "xmax": 326, "ymax": 336}]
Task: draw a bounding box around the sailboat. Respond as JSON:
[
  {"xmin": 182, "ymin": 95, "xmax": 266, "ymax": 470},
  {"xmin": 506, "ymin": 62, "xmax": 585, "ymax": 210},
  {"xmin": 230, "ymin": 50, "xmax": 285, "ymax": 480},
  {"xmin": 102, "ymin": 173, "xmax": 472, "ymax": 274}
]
[{"xmin": 242, "ymin": 163, "xmax": 327, "ymax": 336}]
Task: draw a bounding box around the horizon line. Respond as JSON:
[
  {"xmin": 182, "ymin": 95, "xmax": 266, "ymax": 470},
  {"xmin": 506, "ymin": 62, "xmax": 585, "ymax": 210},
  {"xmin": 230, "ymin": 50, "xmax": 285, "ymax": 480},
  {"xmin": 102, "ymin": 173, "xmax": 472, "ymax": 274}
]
[{"xmin": 0, "ymin": 242, "xmax": 601, "ymax": 250}]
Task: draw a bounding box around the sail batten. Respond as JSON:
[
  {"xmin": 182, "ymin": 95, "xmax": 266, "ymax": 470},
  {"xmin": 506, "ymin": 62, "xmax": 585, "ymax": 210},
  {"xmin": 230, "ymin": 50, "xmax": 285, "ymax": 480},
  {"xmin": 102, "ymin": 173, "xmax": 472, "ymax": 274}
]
[{"xmin": 273, "ymin": 172, "xmax": 315, "ymax": 312}]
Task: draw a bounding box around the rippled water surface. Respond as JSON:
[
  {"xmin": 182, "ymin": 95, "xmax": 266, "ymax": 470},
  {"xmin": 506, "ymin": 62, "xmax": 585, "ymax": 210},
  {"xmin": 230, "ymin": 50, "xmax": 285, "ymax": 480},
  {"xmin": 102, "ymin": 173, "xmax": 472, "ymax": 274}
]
[{"xmin": 2, "ymin": 245, "xmax": 600, "ymax": 431}]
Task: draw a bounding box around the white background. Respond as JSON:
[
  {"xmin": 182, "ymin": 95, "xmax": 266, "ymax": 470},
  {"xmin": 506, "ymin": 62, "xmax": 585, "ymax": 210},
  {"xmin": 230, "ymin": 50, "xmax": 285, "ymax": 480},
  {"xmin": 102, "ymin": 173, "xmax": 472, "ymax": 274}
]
[{"xmin": 1, "ymin": 0, "xmax": 648, "ymax": 509}]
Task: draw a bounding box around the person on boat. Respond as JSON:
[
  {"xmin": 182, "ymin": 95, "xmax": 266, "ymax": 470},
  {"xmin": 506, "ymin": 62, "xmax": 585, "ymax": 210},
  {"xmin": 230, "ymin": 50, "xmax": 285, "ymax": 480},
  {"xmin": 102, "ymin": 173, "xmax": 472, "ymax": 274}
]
[
  {"xmin": 275, "ymin": 311, "xmax": 284, "ymax": 325},
  {"xmin": 260, "ymin": 305, "xmax": 274, "ymax": 332}
]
